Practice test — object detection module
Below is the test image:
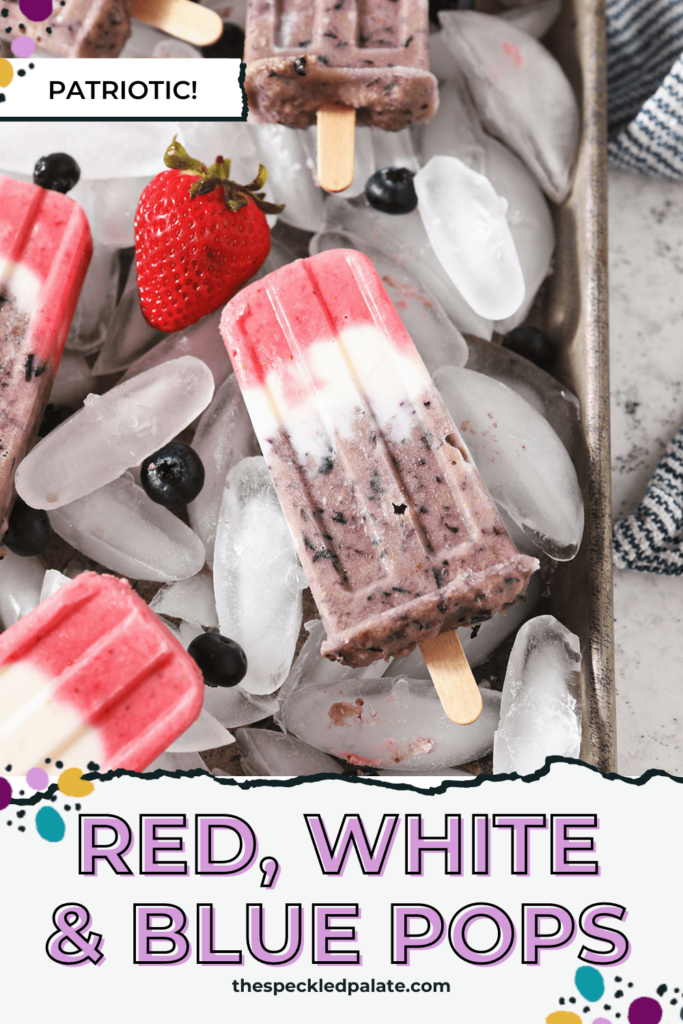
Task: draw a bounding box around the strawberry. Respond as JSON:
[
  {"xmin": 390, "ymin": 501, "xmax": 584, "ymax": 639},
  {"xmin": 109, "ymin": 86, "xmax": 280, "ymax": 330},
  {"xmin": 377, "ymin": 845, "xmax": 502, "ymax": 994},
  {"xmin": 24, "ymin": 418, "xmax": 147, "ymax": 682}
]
[{"xmin": 134, "ymin": 138, "xmax": 283, "ymax": 333}]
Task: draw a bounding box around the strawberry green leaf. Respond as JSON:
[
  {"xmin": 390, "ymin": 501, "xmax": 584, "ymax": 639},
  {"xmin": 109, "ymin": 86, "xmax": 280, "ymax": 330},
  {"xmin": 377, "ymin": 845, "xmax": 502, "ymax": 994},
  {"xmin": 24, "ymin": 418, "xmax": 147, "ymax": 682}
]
[{"xmin": 164, "ymin": 137, "xmax": 207, "ymax": 175}]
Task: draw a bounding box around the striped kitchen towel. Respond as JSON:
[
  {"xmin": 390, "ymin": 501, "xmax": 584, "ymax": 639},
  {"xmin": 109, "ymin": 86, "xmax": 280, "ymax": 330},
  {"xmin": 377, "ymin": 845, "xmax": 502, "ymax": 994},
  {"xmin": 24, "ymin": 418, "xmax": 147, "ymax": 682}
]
[
  {"xmin": 613, "ymin": 428, "xmax": 683, "ymax": 574},
  {"xmin": 607, "ymin": 0, "xmax": 683, "ymax": 178}
]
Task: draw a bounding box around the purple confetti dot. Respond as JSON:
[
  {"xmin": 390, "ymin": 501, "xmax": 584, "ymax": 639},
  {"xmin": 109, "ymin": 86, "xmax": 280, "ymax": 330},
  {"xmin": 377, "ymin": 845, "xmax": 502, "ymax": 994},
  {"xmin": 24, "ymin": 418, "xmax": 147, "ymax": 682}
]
[
  {"xmin": 26, "ymin": 767, "xmax": 48, "ymax": 790},
  {"xmin": 0, "ymin": 778, "xmax": 12, "ymax": 810},
  {"xmin": 11, "ymin": 35, "xmax": 34, "ymax": 55},
  {"xmin": 593, "ymin": 1019, "xmax": 612, "ymax": 1024},
  {"xmin": 19, "ymin": 0, "xmax": 51, "ymax": 19},
  {"xmin": 628, "ymin": 998, "xmax": 662, "ymax": 1024}
]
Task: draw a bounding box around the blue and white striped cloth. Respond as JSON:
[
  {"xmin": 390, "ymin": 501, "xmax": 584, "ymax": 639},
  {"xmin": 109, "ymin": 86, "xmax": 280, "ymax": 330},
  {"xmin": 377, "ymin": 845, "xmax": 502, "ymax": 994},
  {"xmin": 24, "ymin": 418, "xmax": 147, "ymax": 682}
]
[
  {"xmin": 608, "ymin": 0, "xmax": 683, "ymax": 572},
  {"xmin": 608, "ymin": 0, "xmax": 683, "ymax": 178}
]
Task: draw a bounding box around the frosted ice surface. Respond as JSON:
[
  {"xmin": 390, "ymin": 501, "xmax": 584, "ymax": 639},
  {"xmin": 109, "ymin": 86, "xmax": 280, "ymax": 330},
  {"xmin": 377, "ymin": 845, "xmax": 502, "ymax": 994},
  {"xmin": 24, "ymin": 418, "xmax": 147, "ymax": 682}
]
[
  {"xmin": 120, "ymin": 310, "xmax": 231, "ymax": 389},
  {"xmin": 152, "ymin": 39, "xmax": 203, "ymax": 58},
  {"xmin": 0, "ymin": 551, "xmax": 44, "ymax": 628},
  {"xmin": 64, "ymin": 240, "xmax": 118, "ymax": 356},
  {"xmin": 421, "ymin": 85, "xmax": 554, "ymax": 332},
  {"xmin": 493, "ymin": 615, "xmax": 581, "ymax": 775},
  {"xmin": 236, "ymin": 728, "xmax": 344, "ymax": 776},
  {"xmin": 281, "ymin": 677, "xmax": 501, "ymax": 770},
  {"xmin": 48, "ymin": 473, "xmax": 206, "ymax": 582},
  {"xmin": 309, "ymin": 229, "xmax": 468, "ymax": 373},
  {"xmin": 92, "ymin": 264, "xmax": 165, "ymax": 376},
  {"xmin": 499, "ymin": 0, "xmax": 562, "ymax": 38},
  {"xmin": 372, "ymin": 128, "xmax": 420, "ymax": 174},
  {"xmin": 203, "ymin": 684, "xmax": 279, "ymax": 730},
  {"xmin": 49, "ymin": 351, "xmax": 93, "ymax": 408},
  {"xmin": 435, "ymin": 366, "xmax": 584, "ymax": 559},
  {"xmin": 439, "ymin": 11, "xmax": 580, "ymax": 202},
  {"xmin": 188, "ymin": 375, "xmax": 259, "ymax": 565},
  {"xmin": 16, "ymin": 356, "xmax": 215, "ymax": 510},
  {"xmin": 253, "ymin": 124, "xmax": 325, "ymax": 233},
  {"xmin": 90, "ymin": 177, "xmax": 151, "ymax": 248},
  {"xmin": 39, "ymin": 569, "xmax": 70, "ymax": 603},
  {"xmin": 325, "ymin": 197, "xmax": 494, "ymax": 339},
  {"xmin": 415, "ymin": 155, "xmax": 525, "ymax": 321},
  {"xmin": 213, "ymin": 457, "xmax": 307, "ymax": 695},
  {"xmin": 167, "ymin": 710, "xmax": 234, "ymax": 754},
  {"xmin": 276, "ymin": 619, "xmax": 389, "ymax": 725},
  {"xmin": 146, "ymin": 751, "xmax": 208, "ymax": 773},
  {"xmin": 150, "ymin": 571, "xmax": 219, "ymax": 628}
]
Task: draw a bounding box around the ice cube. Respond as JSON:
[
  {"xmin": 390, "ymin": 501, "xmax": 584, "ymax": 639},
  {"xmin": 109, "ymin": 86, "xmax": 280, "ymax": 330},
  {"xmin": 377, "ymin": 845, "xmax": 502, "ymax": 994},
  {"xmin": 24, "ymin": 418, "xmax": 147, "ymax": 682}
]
[
  {"xmin": 415, "ymin": 155, "xmax": 525, "ymax": 321},
  {"xmin": 16, "ymin": 356, "xmax": 215, "ymax": 511},
  {"xmin": 90, "ymin": 177, "xmax": 152, "ymax": 249},
  {"xmin": 420, "ymin": 84, "xmax": 554, "ymax": 332},
  {"xmin": 92, "ymin": 264, "xmax": 165, "ymax": 376},
  {"xmin": 372, "ymin": 128, "xmax": 421, "ymax": 174},
  {"xmin": 64, "ymin": 240, "xmax": 119, "ymax": 356},
  {"xmin": 306, "ymin": 125, "xmax": 375, "ymax": 200},
  {"xmin": 48, "ymin": 473, "xmax": 206, "ymax": 582},
  {"xmin": 325, "ymin": 197, "xmax": 494, "ymax": 339},
  {"xmin": 252, "ymin": 124, "xmax": 326, "ymax": 233},
  {"xmin": 213, "ymin": 457, "xmax": 307, "ymax": 695},
  {"xmin": 49, "ymin": 351, "xmax": 93, "ymax": 408},
  {"xmin": 120, "ymin": 310, "xmax": 231, "ymax": 389},
  {"xmin": 438, "ymin": 10, "xmax": 580, "ymax": 203},
  {"xmin": 167, "ymin": 709, "xmax": 234, "ymax": 754},
  {"xmin": 276, "ymin": 619, "xmax": 389, "ymax": 725},
  {"xmin": 0, "ymin": 551, "xmax": 44, "ymax": 629},
  {"xmin": 203, "ymin": 684, "xmax": 279, "ymax": 730},
  {"xmin": 309, "ymin": 228, "xmax": 468, "ymax": 373},
  {"xmin": 236, "ymin": 728, "xmax": 344, "ymax": 776},
  {"xmin": 493, "ymin": 615, "xmax": 581, "ymax": 775},
  {"xmin": 434, "ymin": 365, "xmax": 584, "ymax": 559},
  {"xmin": 499, "ymin": 0, "xmax": 562, "ymax": 39},
  {"xmin": 188, "ymin": 375, "xmax": 259, "ymax": 565},
  {"xmin": 39, "ymin": 569, "xmax": 70, "ymax": 603},
  {"xmin": 150, "ymin": 571, "xmax": 219, "ymax": 628},
  {"xmin": 146, "ymin": 751, "xmax": 208, "ymax": 773},
  {"xmin": 281, "ymin": 676, "xmax": 501, "ymax": 770}
]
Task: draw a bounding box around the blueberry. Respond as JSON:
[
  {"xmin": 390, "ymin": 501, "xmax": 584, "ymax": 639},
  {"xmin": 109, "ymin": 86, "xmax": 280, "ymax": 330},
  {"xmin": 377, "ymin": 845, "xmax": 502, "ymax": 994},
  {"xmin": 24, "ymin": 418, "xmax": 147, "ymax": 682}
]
[
  {"xmin": 188, "ymin": 633, "xmax": 248, "ymax": 688},
  {"xmin": 33, "ymin": 153, "xmax": 81, "ymax": 194},
  {"xmin": 502, "ymin": 325, "xmax": 555, "ymax": 371},
  {"xmin": 38, "ymin": 403, "xmax": 75, "ymax": 437},
  {"xmin": 202, "ymin": 22, "xmax": 245, "ymax": 59},
  {"xmin": 3, "ymin": 498, "xmax": 51, "ymax": 557},
  {"xmin": 140, "ymin": 442, "xmax": 205, "ymax": 507},
  {"xmin": 365, "ymin": 167, "xmax": 418, "ymax": 214}
]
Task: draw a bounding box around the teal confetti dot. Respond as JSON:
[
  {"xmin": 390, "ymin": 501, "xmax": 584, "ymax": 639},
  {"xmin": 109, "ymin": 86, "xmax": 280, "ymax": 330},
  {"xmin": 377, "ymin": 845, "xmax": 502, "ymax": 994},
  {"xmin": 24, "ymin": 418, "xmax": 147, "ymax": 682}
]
[
  {"xmin": 36, "ymin": 805, "xmax": 65, "ymax": 842},
  {"xmin": 576, "ymin": 967, "xmax": 606, "ymax": 1002}
]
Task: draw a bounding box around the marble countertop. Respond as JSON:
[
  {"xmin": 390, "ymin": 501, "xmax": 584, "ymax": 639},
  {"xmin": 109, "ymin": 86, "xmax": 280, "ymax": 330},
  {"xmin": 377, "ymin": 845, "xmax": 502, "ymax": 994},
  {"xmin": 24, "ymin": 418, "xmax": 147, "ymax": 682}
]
[{"xmin": 609, "ymin": 168, "xmax": 683, "ymax": 776}]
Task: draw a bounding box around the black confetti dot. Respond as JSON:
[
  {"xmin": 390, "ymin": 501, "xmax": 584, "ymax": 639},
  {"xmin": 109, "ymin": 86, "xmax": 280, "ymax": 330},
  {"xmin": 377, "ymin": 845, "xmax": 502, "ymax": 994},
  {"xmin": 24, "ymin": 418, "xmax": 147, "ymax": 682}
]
[
  {"xmin": 559, "ymin": 999, "xmax": 565, "ymax": 1005},
  {"xmin": 583, "ymin": 1008, "xmax": 590, "ymax": 1013},
  {"xmin": 0, "ymin": 8, "xmax": 8, "ymax": 15},
  {"xmin": 6, "ymin": 820, "xmax": 12, "ymax": 826},
  {"xmin": 56, "ymin": 761, "xmax": 63, "ymax": 769},
  {"xmin": 18, "ymin": 826, "xmax": 25, "ymax": 832},
  {"xmin": 615, "ymin": 991, "xmax": 624, "ymax": 998},
  {"xmin": 45, "ymin": 25, "xmax": 51, "ymax": 32},
  {"xmin": 87, "ymin": 762, "xmax": 99, "ymax": 771},
  {"xmin": 5, "ymin": 26, "xmax": 12, "ymax": 32},
  {"xmin": 658, "ymin": 985, "xmax": 668, "ymax": 997},
  {"xmin": 64, "ymin": 805, "xmax": 71, "ymax": 812},
  {"xmin": 44, "ymin": 758, "xmax": 51, "ymax": 764},
  {"xmin": 615, "ymin": 977, "xmax": 622, "ymax": 982},
  {"xmin": 50, "ymin": 795, "xmax": 57, "ymax": 802},
  {"xmin": 604, "ymin": 1005, "xmax": 611, "ymax": 1011},
  {"xmin": 75, "ymin": 803, "xmax": 81, "ymax": 811},
  {"xmin": 18, "ymin": 791, "xmax": 24, "ymax": 796},
  {"xmin": 0, "ymin": 94, "xmax": 5, "ymax": 102},
  {"xmin": 672, "ymin": 1000, "xmax": 678, "ymax": 1006},
  {"xmin": 16, "ymin": 810, "xmax": 25, "ymax": 819},
  {"xmin": 569, "ymin": 998, "xmax": 576, "ymax": 1005},
  {"xmin": 628, "ymin": 983, "xmax": 634, "ymax": 988},
  {"xmin": 28, "ymin": 62, "xmax": 34, "ymax": 68},
  {"xmin": 17, "ymin": 69, "xmax": 25, "ymax": 76},
  {"xmin": 5, "ymin": 765, "xmax": 11, "ymax": 772}
]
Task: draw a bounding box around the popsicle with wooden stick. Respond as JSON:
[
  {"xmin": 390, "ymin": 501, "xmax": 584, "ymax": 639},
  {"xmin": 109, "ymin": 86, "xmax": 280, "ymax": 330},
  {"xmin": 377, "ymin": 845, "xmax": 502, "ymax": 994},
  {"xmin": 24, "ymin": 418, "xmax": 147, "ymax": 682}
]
[
  {"xmin": 243, "ymin": 0, "xmax": 438, "ymax": 192},
  {"xmin": 220, "ymin": 250, "xmax": 538, "ymax": 725},
  {"xmin": 0, "ymin": 0, "xmax": 222, "ymax": 57}
]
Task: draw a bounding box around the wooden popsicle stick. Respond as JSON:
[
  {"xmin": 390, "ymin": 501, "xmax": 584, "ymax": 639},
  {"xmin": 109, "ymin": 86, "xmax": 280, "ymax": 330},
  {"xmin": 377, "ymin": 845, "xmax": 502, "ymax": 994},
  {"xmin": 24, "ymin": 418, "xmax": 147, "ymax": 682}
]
[
  {"xmin": 419, "ymin": 630, "xmax": 483, "ymax": 726},
  {"xmin": 317, "ymin": 106, "xmax": 356, "ymax": 194},
  {"xmin": 131, "ymin": 0, "xmax": 223, "ymax": 47}
]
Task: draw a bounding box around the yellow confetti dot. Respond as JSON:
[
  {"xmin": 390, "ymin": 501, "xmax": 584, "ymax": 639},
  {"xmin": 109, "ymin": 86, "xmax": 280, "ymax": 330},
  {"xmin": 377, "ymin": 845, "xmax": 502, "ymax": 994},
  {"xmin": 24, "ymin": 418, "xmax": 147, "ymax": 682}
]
[
  {"xmin": 546, "ymin": 1014, "xmax": 583, "ymax": 1024},
  {"xmin": 0, "ymin": 58, "xmax": 14, "ymax": 89},
  {"xmin": 58, "ymin": 767, "xmax": 95, "ymax": 798}
]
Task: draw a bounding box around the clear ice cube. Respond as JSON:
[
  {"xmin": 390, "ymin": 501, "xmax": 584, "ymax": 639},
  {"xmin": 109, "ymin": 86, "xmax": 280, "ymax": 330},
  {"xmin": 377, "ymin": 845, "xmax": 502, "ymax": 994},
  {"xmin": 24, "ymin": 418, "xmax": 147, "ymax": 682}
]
[
  {"xmin": 150, "ymin": 571, "xmax": 219, "ymax": 628},
  {"xmin": 493, "ymin": 615, "xmax": 581, "ymax": 776},
  {"xmin": 0, "ymin": 551, "xmax": 44, "ymax": 629},
  {"xmin": 213, "ymin": 457, "xmax": 307, "ymax": 695},
  {"xmin": 236, "ymin": 728, "xmax": 344, "ymax": 776}
]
